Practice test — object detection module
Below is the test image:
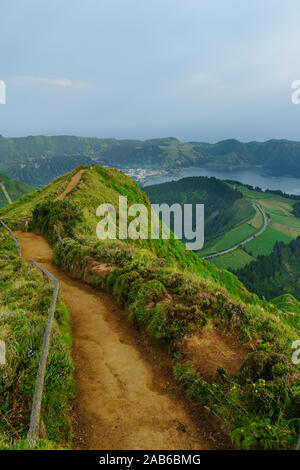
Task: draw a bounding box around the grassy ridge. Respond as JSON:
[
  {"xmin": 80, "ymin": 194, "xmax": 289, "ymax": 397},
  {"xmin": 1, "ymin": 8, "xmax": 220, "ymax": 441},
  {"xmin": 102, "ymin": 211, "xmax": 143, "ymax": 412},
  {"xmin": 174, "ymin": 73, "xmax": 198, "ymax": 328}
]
[
  {"xmin": 51, "ymin": 226, "xmax": 300, "ymax": 449},
  {"xmin": 3, "ymin": 165, "xmax": 297, "ymax": 449},
  {"xmin": 0, "ymin": 166, "xmax": 85, "ymax": 220},
  {"xmin": 1, "ymin": 165, "xmax": 300, "ymax": 449}
]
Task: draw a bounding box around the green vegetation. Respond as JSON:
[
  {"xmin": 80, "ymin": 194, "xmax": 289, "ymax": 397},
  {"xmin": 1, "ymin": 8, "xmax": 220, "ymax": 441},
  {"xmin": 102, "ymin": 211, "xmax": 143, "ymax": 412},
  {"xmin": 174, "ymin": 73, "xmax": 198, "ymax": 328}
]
[
  {"xmin": 2, "ymin": 156, "xmax": 93, "ymax": 188},
  {"xmin": 236, "ymin": 237, "xmax": 300, "ymax": 301},
  {"xmin": 272, "ymin": 294, "xmax": 300, "ymax": 331},
  {"xmin": 0, "ymin": 228, "xmax": 74, "ymax": 449},
  {"xmin": 3, "ymin": 135, "xmax": 300, "ymax": 185},
  {"xmin": 212, "ymin": 248, "xmax": 255, "ymax": 270},
  {"xmin": 0, "ymin": 172, "xmax": 36, "ymax": 208},
  {"xmin": 0, "ymin": 165, "xmax": 85, "ymax": 221},
  {"xmin": 52, "ymin": 234, "xmax": 300, "ymax": 450},
  {"xmin": 245, "ymin": 226, "xmax": 293, "ymax": 256},
  {"xmin": 292, "ymin": 201, "xmax": 300, "ymax": 218},
  {"xmin": 1, "ymin": 165, "xmax": 300, "ymax": 450},
  {"xmin": 31, "ymin": 200, "xmax": 82, "ymax": 243},
  {"xmin": 24, "ymin": 167, "xmax": 253, "ymax": 301},
  {"xmin": 212, "ymin": 223, "xmax": 256, "ymax": 252},
  {"xmin": 145, "ymin": 176, "xmax": 256, "ymax": 254},
  {"xmin": 208, "ymin": 182, "xmax": 300, "ymax": 269},
  {"xmin": 175, "ymin": 352, "xmax": 299, "ymax": 450}
]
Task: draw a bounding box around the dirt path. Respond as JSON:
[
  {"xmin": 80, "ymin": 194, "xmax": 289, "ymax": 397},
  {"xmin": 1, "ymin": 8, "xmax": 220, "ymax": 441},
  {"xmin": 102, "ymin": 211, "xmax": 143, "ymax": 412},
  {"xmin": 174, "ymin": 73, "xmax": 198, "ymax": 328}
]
[
  {"xmin": 0, "ymin": 183, "xmax": 12, "ymax": 204},
  {"xmin": 55, "ymin": 169, "xmax": 86, "ymax": 201},
  {"xmin": 15, "ymin": 231, "xmax": 226, "ymax": 450}
]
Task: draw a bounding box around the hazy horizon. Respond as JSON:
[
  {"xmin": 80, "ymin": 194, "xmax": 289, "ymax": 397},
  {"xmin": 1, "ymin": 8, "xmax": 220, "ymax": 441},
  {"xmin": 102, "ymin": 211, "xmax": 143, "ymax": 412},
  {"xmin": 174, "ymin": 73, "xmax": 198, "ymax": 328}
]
[
  {"xmin": 2, "ymin": 134, "xmax": 300, "ymax": 145},
  {"xmin": 1, "ymin": 0, "xmax": 300, "ymax": 142}
]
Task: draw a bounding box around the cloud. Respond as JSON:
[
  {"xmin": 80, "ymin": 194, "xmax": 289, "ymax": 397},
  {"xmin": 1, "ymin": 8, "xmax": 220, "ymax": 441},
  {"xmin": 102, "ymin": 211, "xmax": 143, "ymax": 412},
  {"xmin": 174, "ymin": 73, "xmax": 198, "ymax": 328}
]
[{"xmin": 9, "ymin": 76, "xmax": 92, "ymax": 89}]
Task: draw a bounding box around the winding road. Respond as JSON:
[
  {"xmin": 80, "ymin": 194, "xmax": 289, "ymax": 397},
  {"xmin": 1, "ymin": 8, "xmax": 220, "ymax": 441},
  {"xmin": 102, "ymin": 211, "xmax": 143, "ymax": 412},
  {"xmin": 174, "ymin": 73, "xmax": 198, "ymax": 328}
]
[{"xmin": 203, "ymin": 203, "xmax": 268, "ymax": 260}]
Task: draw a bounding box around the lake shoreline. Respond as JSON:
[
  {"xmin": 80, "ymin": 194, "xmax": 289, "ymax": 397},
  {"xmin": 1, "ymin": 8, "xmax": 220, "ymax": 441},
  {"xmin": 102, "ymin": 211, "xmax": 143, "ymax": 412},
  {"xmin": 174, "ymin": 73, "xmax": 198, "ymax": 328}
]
[{"xmin": 141, "ymin": 167, "xmax": 300, "ymax": 195}]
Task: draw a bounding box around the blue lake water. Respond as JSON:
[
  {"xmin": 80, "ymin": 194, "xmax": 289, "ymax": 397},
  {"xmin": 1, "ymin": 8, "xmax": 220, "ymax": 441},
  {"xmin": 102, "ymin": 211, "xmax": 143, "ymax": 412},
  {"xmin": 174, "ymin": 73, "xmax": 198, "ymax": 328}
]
[{"xmin": 144, "ymin": 168, "xmax": 300, "ymax": 195}]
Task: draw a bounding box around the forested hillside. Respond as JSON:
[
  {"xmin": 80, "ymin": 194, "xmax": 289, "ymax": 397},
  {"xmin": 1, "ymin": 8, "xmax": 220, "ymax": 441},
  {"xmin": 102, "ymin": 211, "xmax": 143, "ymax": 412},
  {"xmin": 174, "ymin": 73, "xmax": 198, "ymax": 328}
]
[
  {"xmin": 4, "ymin": 155, "xmax": 93, "ymax": 187},
  {"xmin": 145, "ymin": 176, "xmax": 255, "ymax": 251},
  {"xmin": 2, "ymin": 135, "xmax": 300, "ymax": 185},
  {"xmin": 292, "ymin": 201, "xmax": 300, "ymax": 218},
  {"xmin": 235, "ymin": 237, "xmax": 300, "ymax": 301}
]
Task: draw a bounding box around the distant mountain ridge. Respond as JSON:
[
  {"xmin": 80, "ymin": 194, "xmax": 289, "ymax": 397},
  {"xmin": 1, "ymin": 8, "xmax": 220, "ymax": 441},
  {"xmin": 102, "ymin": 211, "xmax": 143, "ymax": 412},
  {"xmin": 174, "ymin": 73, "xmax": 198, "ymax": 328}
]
[{"xmin": 1, "ymin": 135, "xmax": 300, "ymax": 185}]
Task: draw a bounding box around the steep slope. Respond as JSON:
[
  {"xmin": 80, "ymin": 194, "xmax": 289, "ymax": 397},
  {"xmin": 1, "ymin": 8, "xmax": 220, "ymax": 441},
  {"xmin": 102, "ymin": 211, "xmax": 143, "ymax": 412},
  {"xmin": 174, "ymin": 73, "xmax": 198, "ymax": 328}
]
[
  {"xmin": 235, "ymin": 237, "xmax": 300, "ymax": 301},
  {"xmin": 0, "ymin": 172, "xmax": 35, "ymax": 208},
  {"xmin": 1, "ymin": 165, "xmax": 300, "ymax": 450},
  {"xmin": 145, "ymin": 176, "xmax": 256, "ymax": 254},
  {"xmin": 0, "ymin": 165, "xmax": 254, "ymax": 299},
  {"xmin": 272, "ymin": 294, "xmax": 300, "ymax": 330},
  {"xmin": 4, "ymin": 155, "xmax": 93, "ymax": 187}
]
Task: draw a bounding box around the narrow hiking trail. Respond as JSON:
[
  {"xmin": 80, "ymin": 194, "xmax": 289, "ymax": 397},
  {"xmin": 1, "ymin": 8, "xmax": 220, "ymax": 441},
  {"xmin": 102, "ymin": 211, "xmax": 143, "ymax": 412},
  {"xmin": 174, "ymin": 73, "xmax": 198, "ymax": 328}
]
[
  {"xmin": 15, "ymin": 231, "xmax": 227, "ymax": 450},
  {"xmin": 55, "ymin": 169, "xmax": 86, "ymax": 201},
  {"xmin": 0, "ymin": 183, "xmax": 12, "ymax": 204}
]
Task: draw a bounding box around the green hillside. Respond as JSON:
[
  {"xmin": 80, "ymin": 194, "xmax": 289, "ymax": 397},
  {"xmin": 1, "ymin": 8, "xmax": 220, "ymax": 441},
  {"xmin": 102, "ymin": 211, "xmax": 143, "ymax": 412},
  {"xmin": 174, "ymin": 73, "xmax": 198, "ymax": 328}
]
[
  {"xmin": 145, "ymin": 176, "xmax": 256, "ymax": 255},
  {"xmin": 236, "ymin": 237, "xmax": 300, "ymax": 301},
  {"xmin": 1, "ymin": 165, "xmax": 299, "ymax": 450},
  {"xmin": 2, "ymin": 135, "xmax": 300, "ymax": 185},
  {"xmin": 3, "ymin": 156, "xmax": 93, "ymax": 187},
  {"xmin": 202, "ymin": 182, "xmax": 300, "ymax": 270},
  {"xmin": 0, "ymin": 172, "xmax": 36, "ymax": 208}
]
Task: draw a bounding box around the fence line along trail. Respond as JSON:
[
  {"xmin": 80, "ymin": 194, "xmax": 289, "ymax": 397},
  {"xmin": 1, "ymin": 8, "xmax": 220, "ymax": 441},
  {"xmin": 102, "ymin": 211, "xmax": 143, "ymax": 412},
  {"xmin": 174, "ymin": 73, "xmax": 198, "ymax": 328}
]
[{"xmin": 14, "ymin": 230, "xmax": 224, "ymax": 450}]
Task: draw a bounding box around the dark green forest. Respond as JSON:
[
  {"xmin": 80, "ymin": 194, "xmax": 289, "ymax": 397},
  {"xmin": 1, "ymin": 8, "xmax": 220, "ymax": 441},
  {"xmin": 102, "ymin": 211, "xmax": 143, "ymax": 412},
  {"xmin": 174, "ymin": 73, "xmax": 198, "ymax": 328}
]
[
  {"xmin": 292, "ymin": 201, "xmax": 300, "ymax": 218},
  {"xmin": 235, "ymin": 237, "xmax": 300, "ymax": 300}
]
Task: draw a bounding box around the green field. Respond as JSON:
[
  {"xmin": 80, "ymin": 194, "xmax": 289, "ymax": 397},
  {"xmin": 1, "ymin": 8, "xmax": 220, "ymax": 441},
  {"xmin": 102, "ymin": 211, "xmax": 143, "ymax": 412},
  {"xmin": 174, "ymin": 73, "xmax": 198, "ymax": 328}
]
[
  {"xmin": 212, "ymin": 223, "xmax": 256, "ymax": 252},
  {"xmin": 212, "ymin": 248, "xmax": 255, "ymax": 270},
  {"xmin": 221, "ymin": 184, "xmax": 300, "ymax": 264},
  {"xmin": 202, "ymin": 184, "xmax": 300, "ymax": 270},
  {"xmin": 245, "ymin": 225, "xmax": 293, "ymax": 256}
]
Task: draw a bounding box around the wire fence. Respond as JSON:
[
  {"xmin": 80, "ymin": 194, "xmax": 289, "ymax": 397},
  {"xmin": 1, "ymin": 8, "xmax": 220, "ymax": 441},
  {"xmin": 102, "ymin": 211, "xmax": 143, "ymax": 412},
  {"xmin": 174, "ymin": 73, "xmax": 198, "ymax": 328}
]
[
  {"xmin": 0, "ymin": 219, "xmax": 21, "ymax": 256},
  {"xmin": 0, "ymin": 216, "xmax": 31, "ymax": 232},
  {"xmin": 27, "ymin": 259, "xmax": 59, "ymax": 445},
  {"xmin": 53, "ymin": 224, "xmax": 64, "ymax": 245},
  {"xmin": 0, "ymin": 219, "xmax": 60, "ymax": 445}
]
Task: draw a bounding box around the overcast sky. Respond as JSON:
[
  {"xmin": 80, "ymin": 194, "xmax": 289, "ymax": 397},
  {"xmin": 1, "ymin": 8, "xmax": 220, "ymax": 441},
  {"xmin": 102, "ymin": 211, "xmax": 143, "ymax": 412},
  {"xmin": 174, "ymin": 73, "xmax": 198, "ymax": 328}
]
[{"xmin": 1, "ymin": 0, "xmax": 300, "ymax": 142}]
